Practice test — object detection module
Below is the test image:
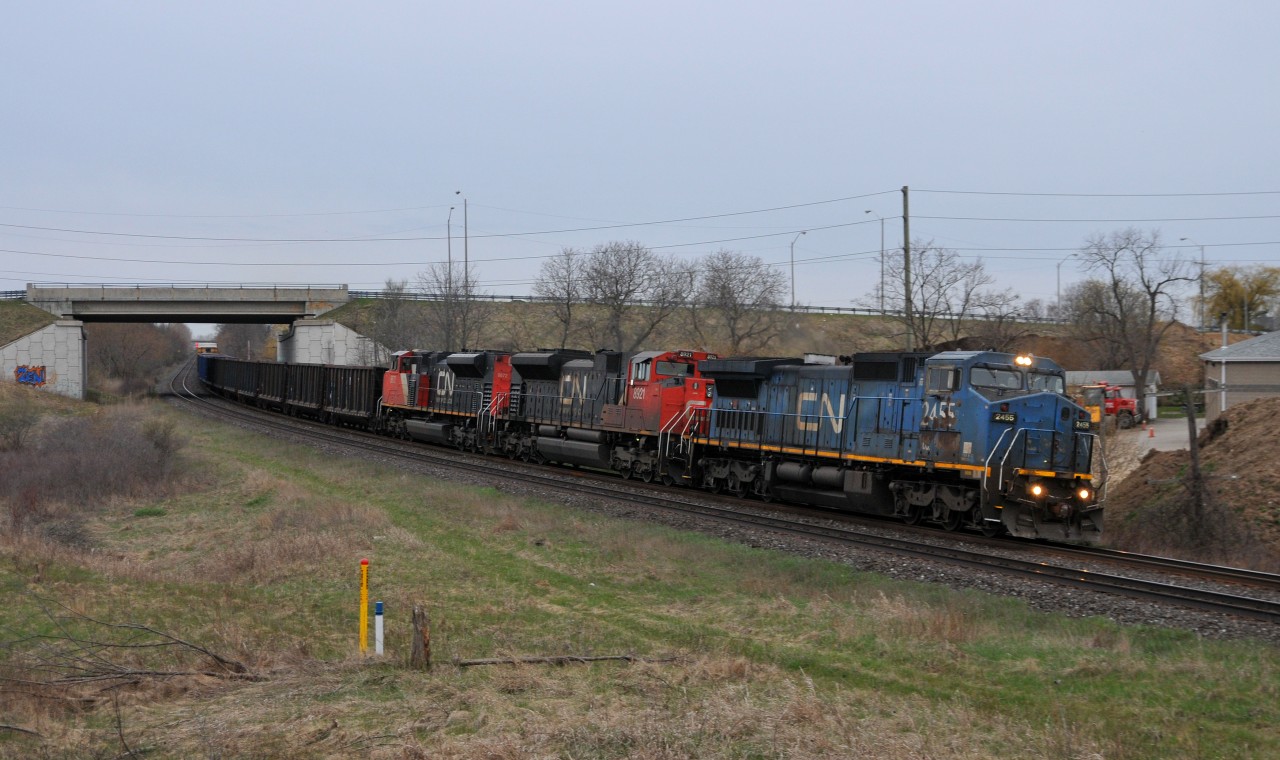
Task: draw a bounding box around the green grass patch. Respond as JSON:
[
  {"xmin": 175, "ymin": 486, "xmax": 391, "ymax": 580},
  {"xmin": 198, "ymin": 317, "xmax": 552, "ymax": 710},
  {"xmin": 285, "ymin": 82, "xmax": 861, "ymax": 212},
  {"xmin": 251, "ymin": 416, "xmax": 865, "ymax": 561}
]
[{"xmin": 1, "ymin": 401, "xmax": 1276, "ymax": 758}]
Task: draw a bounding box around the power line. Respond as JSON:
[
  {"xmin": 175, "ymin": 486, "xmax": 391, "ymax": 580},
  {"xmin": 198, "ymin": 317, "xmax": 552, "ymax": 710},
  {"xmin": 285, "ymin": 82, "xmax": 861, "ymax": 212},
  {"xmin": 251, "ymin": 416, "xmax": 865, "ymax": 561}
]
[
  {"xmin": 916, "ymin": 188, "xmax": 1280, "ymax": 197},
  {"xmin": 0, "ymin": 190, "xmax": 899, "ymax": 243},
  {"xmin": 916, "ymin": 214, "xmax": 1280, "ymax": 223},
  {"xmin": 0, "ymin": 203, "xmax": 450, "ymax": 219}
]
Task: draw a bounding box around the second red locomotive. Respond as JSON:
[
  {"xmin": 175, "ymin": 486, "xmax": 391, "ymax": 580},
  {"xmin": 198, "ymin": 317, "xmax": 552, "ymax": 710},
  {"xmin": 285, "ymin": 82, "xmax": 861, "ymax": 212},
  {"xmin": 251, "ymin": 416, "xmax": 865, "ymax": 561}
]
[{"xmin": 379, "ymin": 347, "xmax": 717, "ymax": 484}]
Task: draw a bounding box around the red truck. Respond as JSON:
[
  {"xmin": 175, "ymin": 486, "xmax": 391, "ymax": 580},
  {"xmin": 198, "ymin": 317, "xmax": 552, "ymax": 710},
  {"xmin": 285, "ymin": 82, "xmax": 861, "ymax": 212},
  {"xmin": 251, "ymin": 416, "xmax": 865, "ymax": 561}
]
[{"xmin": 1079, "ymin": 383, "xmax": 1142, "ymax": 429}]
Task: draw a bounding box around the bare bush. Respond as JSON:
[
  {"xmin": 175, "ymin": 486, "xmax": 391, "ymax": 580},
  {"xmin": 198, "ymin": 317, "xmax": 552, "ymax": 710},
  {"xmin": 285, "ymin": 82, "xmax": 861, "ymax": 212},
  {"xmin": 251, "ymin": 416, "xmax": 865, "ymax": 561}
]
[
  {"xmin": 0, "ymin": 386, "xmax": 41, "ymax": 451},
  {"xmin": 0, "ymin": 407, "xmax": 186, "ymax": 539}
]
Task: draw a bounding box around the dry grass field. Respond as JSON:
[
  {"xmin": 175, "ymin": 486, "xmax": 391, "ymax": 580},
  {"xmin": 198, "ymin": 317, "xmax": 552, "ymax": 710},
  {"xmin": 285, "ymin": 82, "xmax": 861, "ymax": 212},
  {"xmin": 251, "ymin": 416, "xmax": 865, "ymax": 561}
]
[{"xmin": 0, "ymin": 392, "xmax": 1277, "ymax": 758}]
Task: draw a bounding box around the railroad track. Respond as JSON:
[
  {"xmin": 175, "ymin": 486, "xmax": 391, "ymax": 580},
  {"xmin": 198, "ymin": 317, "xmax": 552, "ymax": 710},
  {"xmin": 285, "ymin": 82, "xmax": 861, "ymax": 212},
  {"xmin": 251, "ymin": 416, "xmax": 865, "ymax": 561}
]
[{"xmin": 167, "ymin": 361, "xmax": 1280, "ymax": 626}]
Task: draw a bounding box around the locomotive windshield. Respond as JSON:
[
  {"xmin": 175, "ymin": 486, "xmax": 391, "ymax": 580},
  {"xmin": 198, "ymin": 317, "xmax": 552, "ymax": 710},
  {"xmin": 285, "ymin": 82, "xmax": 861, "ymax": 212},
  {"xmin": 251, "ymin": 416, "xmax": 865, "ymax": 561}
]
[
  {"xmin": 1027, "ymin": 371, "xmax": 1066, "ymax": 394},
  {"xmin": 970, "ymin": 366, "xmax": 1022, "ymax": 390},
  {"xmin": 655, "ymin": 361, "xmax": 691, "ymax": 377}
]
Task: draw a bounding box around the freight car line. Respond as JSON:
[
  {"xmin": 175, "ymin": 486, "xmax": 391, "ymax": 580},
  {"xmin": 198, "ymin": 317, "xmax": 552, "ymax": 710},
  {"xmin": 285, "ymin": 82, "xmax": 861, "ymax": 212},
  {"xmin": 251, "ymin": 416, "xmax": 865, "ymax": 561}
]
[
  {"xmin": 169, "ymin": 362, "xmax": 1280, "ymax": 626},
  {"xmin": 199, "ymin": 347, "xmax": 1105, "ymax": 544}
]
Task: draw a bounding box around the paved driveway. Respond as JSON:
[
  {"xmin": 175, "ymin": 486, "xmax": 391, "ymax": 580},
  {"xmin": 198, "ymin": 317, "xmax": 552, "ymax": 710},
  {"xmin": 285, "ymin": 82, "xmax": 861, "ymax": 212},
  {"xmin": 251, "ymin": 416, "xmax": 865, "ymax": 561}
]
[{"xmin": 1125, "ymin": 415, "xmax": 1206, "ymax": 452}]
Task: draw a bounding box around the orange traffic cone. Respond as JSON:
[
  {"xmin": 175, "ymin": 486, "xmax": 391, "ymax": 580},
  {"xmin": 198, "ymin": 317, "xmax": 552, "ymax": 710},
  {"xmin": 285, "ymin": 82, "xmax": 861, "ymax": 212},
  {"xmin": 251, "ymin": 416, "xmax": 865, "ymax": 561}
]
[{"xmin": 1148, "ymin": 426, "xmax": 1155, "ymax": 439}]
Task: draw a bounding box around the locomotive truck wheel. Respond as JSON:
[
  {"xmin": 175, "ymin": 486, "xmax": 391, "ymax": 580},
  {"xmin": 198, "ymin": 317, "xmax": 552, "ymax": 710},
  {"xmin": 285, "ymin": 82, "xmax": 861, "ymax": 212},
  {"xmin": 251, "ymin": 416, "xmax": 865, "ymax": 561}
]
[
  {"xmin": 943, "ymin": 509, "xmax": 963, "ymax": 531},
  {"xmin": 727, "ymin": 472, "xmax": 747, "ymax": 498},
  {"xmin": 980, "ymin": 519, "xmax": 1003, "ymax": 537},
  {"xmin": 640, "ymin": 467, "xmax": 655, "ymax": 484}
]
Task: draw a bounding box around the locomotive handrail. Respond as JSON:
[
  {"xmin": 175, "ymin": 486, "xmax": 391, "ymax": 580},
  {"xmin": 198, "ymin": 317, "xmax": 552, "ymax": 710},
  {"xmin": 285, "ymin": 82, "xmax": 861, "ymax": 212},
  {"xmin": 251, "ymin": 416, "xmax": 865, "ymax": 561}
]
[
  {"xmin": 983, "ymin": 427, "xmax": 1018, "ymax": 500},
  {"xmin": 990, "ymin": 425, "xmax": 1068, "ymax": 489},
  {"xmin": 658, "ymin": 405, "xmax": 704, "ymax": 464},
  {"xmin": 478, "ymin": 391, "xmax": 508, "ymax": 445}
]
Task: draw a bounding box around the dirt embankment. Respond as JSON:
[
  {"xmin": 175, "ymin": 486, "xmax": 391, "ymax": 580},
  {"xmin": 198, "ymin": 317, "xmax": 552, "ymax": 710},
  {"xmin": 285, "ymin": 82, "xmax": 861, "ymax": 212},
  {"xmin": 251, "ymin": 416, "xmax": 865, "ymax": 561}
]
[{"xmin": 1104, "ymin": 397, "xmax": 1280, "ymax": 570}]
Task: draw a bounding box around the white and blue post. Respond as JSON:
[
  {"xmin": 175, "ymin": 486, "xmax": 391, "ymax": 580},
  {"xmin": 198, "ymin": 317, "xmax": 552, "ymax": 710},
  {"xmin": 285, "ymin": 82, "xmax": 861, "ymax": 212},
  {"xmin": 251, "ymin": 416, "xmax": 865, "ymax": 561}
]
[{"xmin": 374, "ymin": 601, "xmax": 384, "ymax": 656}]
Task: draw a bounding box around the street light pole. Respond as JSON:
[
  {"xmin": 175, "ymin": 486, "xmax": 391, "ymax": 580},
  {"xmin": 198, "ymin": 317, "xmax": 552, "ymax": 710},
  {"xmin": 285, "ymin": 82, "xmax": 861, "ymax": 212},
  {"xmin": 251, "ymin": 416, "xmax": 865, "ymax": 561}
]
[
  {"xmin": 447, "ymin": 206, "xmax": 455, "ymax": 293},
  {"xmin": 1055, "ymin": 253, "xmax": 1075, "ymax": 315},
  {"xmin": 789, "ymin": 231, "xmax": 806, "ymax": 310},
  {"xmin": 1180, "ymin": 237, "xmax": 1206, "ymax": 328}
]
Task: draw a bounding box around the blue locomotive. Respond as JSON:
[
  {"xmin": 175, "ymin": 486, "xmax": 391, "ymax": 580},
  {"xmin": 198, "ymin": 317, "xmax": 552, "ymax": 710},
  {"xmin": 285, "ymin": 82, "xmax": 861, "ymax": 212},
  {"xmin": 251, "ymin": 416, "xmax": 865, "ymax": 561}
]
[{"xmin": 693, "ymin": 350, "xmax": 1102, "ymax": 543}]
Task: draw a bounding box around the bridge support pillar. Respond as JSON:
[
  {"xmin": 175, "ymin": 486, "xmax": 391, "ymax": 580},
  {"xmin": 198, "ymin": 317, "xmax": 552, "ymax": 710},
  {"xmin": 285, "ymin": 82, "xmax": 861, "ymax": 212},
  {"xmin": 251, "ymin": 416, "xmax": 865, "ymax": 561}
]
[
  {"xmin": 277, "ymin": 319, "xmax": 386, "ymax": 366},
  {"xmin": 1, "ymin": 320, "xmax": 87, "ymax": 400}
]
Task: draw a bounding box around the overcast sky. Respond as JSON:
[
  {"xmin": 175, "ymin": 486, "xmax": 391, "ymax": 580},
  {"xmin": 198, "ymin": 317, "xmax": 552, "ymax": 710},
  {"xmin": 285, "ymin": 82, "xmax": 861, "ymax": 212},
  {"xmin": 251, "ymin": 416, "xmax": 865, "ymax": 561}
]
[{"xmin": 4, "ymin": 1, "xmax": 1278, "ymax": 331}]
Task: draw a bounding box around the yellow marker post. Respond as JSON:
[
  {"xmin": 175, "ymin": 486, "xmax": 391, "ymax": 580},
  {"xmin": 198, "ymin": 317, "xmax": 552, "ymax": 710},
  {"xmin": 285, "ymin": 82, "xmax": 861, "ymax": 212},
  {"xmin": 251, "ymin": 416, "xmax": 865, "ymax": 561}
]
[{"xmin": 359, "ymin": 558, "xmax": 369, "ymax": 654}]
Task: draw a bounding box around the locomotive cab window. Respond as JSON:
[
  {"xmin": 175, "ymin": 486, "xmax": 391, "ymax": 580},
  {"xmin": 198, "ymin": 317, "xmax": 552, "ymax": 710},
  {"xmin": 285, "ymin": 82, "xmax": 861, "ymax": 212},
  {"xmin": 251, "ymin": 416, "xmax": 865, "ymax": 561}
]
[
  {"xmin": 926, "ymin": 367, "xmax": 958, "ymax": 393},
  {"xmin": 633, "ymin": 360, "xmax": 651, "ymax": 382},
  {"xmin": 1027, "ymin": 371, "xmax": 1065, "ymax": 394},
  {"xmin": 655, "ymin": 361, "xmax": 691, "ymax": 378},
  {"xmin": 970, "ymin": 366, "xmax": 1022, "ymax": 390}
]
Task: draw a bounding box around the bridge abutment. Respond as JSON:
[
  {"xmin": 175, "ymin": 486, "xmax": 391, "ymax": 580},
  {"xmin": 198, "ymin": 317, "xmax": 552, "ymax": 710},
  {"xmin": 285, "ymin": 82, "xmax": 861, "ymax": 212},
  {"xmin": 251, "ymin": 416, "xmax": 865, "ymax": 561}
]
[
  {"xmin": 2, "ymin": 320, "xmax": 87, "ymax": 399},
  {"xmin": 277, "ymin": 319, "xmax": 386, "ymax": 366}
]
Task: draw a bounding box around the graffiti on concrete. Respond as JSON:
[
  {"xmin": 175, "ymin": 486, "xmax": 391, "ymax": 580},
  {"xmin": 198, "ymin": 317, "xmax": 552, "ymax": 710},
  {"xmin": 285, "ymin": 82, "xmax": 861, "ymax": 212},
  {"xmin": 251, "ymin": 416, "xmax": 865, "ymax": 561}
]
[{"xmin": 14, "ymin": 365, "xmax": 47, "ymax": 386}]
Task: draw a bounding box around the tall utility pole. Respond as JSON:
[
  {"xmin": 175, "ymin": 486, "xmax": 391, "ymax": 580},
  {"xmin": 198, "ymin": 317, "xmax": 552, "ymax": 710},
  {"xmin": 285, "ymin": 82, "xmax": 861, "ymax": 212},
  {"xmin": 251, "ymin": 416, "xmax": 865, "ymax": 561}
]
[{"xmin": 902, "ymin": 185, "xmax": 912, "ymax": 351}]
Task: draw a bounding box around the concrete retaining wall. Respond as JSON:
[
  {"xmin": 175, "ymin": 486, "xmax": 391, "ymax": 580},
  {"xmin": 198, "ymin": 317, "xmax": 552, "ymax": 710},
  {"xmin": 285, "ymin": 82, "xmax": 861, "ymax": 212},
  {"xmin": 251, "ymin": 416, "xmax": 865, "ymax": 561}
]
[
  {"xmin": 276, "ymin": 319, "xmax": 385, "ymax": 366},
  {"xmin": 1, "ymin": 320, "xmax": 87, "ymax": 399}
]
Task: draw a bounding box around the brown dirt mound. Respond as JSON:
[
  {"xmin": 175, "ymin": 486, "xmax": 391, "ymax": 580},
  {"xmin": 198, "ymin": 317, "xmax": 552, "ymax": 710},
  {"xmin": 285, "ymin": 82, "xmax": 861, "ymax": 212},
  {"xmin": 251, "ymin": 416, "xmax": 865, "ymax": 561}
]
[{"xmin": 1105, "ymin": 397, "xmax": 1280, "ymax": 570}]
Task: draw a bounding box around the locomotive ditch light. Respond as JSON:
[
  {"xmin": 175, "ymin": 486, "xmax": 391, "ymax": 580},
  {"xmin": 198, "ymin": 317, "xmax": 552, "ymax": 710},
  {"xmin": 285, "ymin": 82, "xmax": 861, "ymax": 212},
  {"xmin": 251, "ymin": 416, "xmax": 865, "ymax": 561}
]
[
  {"xmin": 1029, "ymin": 483, "xmax": 1045, "ymax": 498},
  {"xmin": 1077, "ymin": 487, "xmax": 1091, "ymax": 501},
  {"xmin": 1014, "ymin": 355, "xmax": 1033, "ymax": 367}
]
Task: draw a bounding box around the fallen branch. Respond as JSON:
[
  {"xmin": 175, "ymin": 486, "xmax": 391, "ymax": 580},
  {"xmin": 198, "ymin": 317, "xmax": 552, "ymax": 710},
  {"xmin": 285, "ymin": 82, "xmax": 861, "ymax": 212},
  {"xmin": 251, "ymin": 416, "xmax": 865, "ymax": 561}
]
[
  {"xmin": 452, "ymin": 654, "xmax": 677, "ymax": 668},
  {"xmin": 0, "ymin": 723, "xmax": 42, "ymax": 737},
  {"xmin": 2, "ymin": 593, "xmax": 261, "ymax": 699}
]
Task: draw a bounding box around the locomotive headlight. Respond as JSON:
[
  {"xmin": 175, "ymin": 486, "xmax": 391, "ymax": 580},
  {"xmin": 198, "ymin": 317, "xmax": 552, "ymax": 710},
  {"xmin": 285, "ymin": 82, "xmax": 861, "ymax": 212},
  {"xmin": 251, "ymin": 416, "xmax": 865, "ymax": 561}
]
[
  {"xmin": 1030, "ymin": 483, "xmax": 1045, "ymax": 498},
  {"xmin": 1015, "ymin": 355, "xmax": 1033, "ymax": 367},
  {"xmin": 1077, "ymin": 487, "xmax": 1091, "ymax": 501}
]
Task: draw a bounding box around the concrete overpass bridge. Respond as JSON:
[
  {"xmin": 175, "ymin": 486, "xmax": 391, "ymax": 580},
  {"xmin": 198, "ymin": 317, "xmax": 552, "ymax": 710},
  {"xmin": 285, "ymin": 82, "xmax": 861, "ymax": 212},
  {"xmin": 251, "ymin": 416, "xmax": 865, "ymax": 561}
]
[
  {"xmin": 24, "ymin": 284, "xmax": 349, "ymax": 323},
  {"xmin": 4, "ymin": 285, "xmax": 378, "ymax": 399}
]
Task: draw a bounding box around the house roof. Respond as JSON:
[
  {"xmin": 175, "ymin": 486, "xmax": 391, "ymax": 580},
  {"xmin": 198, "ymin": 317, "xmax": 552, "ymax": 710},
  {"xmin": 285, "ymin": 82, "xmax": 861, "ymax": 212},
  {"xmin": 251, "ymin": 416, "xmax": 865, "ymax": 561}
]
[
  {"xmin": 1059, "ymin": 368, "xmax": 1162, "ymax": 386},
  {"xmin": 1064, "ymin": 370, "xmax": 1161, "ymax": 388},
  {"xmin": 1200, "ymin": 330, "xmax": 1280, "ymax": 362}
]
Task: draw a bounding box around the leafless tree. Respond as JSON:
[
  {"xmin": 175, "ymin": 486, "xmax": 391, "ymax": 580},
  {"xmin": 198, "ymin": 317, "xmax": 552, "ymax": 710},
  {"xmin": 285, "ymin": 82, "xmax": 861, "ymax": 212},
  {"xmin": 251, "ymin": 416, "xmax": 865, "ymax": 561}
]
[
  {"xmin": 1059, "ymin": 280, "xmax": 1135, "ymax": 369},
  {"xmin": 416, "ymin": 260, "xmax": 489, "ymax": 352},
  {"xmin": 533, "ymin": 247, "xmax": 583, "ymax": 349},
  {"xmin": 362, "ymin": 278, "xmax": 422, "ymax": 362},
  {"xmin": 969, "ymin": 290, "xmax": 1034, "ymax": 351},
  {"xmin": 214, "ymin": 323, "xmax": 273, "ymax": 361},
  {"xmin": 691, "ymin": 249, "xmax": 787, "ymax": 355},
  {"xmin": 867, "ymin": 239, "xmax": 1012, "ymax": 350},
  {"xmin": 1074, "ymin": 228, "xmax": 1193, "ymax": 413},
  {"xmin": 87, "ymin": 324, "xmax": 192, "ymax": 394},
  {"xmin": 579, "ymin": 241, "xmax": 693, "ymax": 352}
]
